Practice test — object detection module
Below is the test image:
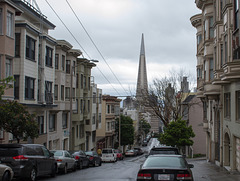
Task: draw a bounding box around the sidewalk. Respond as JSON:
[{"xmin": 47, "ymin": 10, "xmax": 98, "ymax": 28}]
[{"xmin": 187, "ymin": 158, "xmax": 240, "ymax": 181}]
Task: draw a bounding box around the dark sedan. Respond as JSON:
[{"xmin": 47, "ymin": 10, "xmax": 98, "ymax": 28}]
[
  {"xmin": 71, "ymin": 150, "xmax": 89, "ymax": 169},
  {"xmin": 137, "ymin": 155, "xmax": 194, "ymax": 181},
  {"xmin": 85, "ymin": 151, "xmax": 102, "ymax": 167}
]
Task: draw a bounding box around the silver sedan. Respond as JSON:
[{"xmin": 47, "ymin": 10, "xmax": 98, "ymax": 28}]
[
  {"xmin": 0, "ymin": 164, "xmax": 14, "ymax": 181},
  {"xmin": 50, "ymin": 150, "xmax": 77, "ymax": 174}
]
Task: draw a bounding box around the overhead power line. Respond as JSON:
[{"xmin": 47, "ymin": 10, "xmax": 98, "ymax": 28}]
[
  {"xmin": 45, "ymin": 0, "xmax": 121, "ymax": 96},
  {"xmin": 66, "ymin": 0, "xmax": 131, "ymax": 97}
]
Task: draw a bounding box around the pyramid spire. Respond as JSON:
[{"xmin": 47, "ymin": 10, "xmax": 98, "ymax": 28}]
[{"xmin": 136, "ymin": 33, "xmax": 148, "ymax": 100}]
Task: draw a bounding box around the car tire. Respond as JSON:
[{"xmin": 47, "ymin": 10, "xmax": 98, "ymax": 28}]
[
  {"xmin": 29, "ymin": 167, "xmax": 37, "ymax": 181},
  {"xmin": 63, "ymin": 165, "xmax": 67, "ymax": 174},
  {"xmin": 2, "ymin": 171, "xmax": 10, "ymax": 181},
  {"xmin": 79, "ymin": 161, "xmax": 83, "ymax": 170},
  {"xmin": 51, "ymin": 164, "xmax": 56, "ymax": 177},
  {"xmin": 94, "ymin": 160, "xmax": 100, "ymax": 167}
]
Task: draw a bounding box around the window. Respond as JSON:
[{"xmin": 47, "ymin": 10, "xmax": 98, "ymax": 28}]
[
  {"xmin": 73, "ymin": 61, "xmax": 75, "ymax": 75},
  {"xmin": 107, "ymin": 122, "xmax": 111, "ymax": 131},
  {"xmin": 55, "ymin": 54, "xmax": 59, "ymax": 69},
  {"xmin": 81, "ymin": 74, "xmax": 83, "ymax": 89},
  {"xmin": 88, "ymin": 77, "xmax": 90, "ymax": 90},
  {"xmin": 25, "ymin": 76, "xmax": 35, "ymax": 99},
  {"xmin": 14, "ymin": 75, "xmax": 19, "ymax": 99},
  {"xmin": 5, "ymin": 58, "xmax": 12, "ymax": 78},
  {"xmin": 92, "ymin": 131, "xmax": 96, "ymax": 142},
  {"xmin": 26, "ymin": 36, "xmax": 35, "ymax": 61},
  {"xmin": 72, "ymin": 88, "xmax": 75, "ymax": 101},
  {"xmin": 236, "ymin": 91, "xmax": 240, "ymax": 121},
  {"xmin": 93, "ymin": 92, "xmax": 96, "ymax": 103},
  {"xmin": 61, "ymin": 85, "xmax": 64, "ymax": 101},
  {"xmin": 45, "ymin": 81, "xmax": 53, "ymax": 103},
  {"xmin": 224, "ymin": 35, "xmax": 228, "ymax": 63},
  {"xmin": 62, "ymin": 113, "xmax": 67, "ymax": 129},
  {"xmin": 80, "ymin": 124, "xmax": 84, "ymax": 138},
  {"xmin": 0, "ymin": 8, "xmax": 2, "ymax": 34},
  {"xmin": 220, "ymin": 44, "xmax": 223, "ymax": 67},
  {"xmin": 235, "ymin": 0, "xmax": 239, "ymax": 30},
  {"xmin": 224, "ymin": 93, "xmax": 231, "ymax": 118},
  {"xmin": 65, "ymin": 87, "xmax": 70, "ymax": 100},
  {"xmin": 66, "ymin": 60, "xmax": 70, "ymax": 74},
  {"xmin": 107, "ymin": 105, "xmax": 110, "ymax": 114},
  {"xmin": 83, "ymin": 76, "xmax": 86, "ymax": 88},
  {"xmin": 99, "ymin": 93, "xmax": 102, "ymax": 103},
  {"xmin": 49, "ymin": 113, "xmax": 56, "ymax": 132},
  {"xmin": 76, "ymin": 125, "xmax": 79, "ymax": 138},
  {"xmin": 61, "ymin": 55, "xmax": 65, "ymax": 71},
  {"xmin": 209, "ymin": 59, "xmax": 214, "ymax": 80},
  {"xmin": 6, "ymin": 11, "xmax": 13, "ymax": 37},
  {"xmin": 45, "ymin": 46, "xmax": 53, "ymax": 67},
  {"xmin": 197, "ymin": 34, "xmax": 202, "ymax": 45},
  {"xmin": 54, "ymin": 85, "xmax": 58, "ymax": 100},
  {"xmin": 38, "ymin": 116, "xmax": 44, "ymax": 134},
  {"xmin": 80, "ymin": 99, "xmax": 83, "ymax": 113},
  {"xmin": 15, "ymin": 33, "xmax": 20, "ymax": 57},
  {"xmin": 76, "ymin": 73, "xmax": 79, "ymax": 88},
  {"xmin": 209, "ymin": 16, "xmax": 214, "ymax": 39},
  {"xmin": 98, "ymin": 113, "xmax": 101, "ymax": 123},
  {"xmin": 88, "ymin": 100, "xmax": 90, "ymax": 112},
  {"xmin": 0, "ymin": 128, "xmax": 3, "ymax": 139},
  {"xmin": 197, "ymin": 68, "xmax": 202, "ymax": 79},
  {"xmin": 92, "ymin": 114, "xmax": 96, "ymax": 124},
  {"xmin": 74, "ymin": 99, "xmax": 78, "ymax": 114}
]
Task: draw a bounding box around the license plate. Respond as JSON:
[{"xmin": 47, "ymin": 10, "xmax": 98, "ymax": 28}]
[{"xmin": 158, "ymin": 174, "xmax": 170, "ymax": 180}]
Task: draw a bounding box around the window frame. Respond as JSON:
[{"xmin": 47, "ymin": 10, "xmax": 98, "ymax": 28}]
[
  {"xmin": 224, "ymin": 92, "xmax": 231, "ymax": 119},
  {"xmin": 55, "ymin": 54, "xmax": 59, "ymax": 69},
  {"xmin": 49, "ymin": 113, "xmax": 56, "ymax": 132},
  {"xmin": 5, "ymin": 58, "xmax": 12, "ymax": 78},
  {"xmin": 15, "ymin": 33, "xmax": 20, "ymax": 57},
  {"xmin": 25, "ymin": 76, "xmax": 35, "ymax": 100},
  {"xmin": 26, "ymin": 35, "xmax": 36, "ymax": 61},
  {"xmin": 45, "ymin": 46, "xmax": 53, "ymax": 67},
  {"xmin": 14, "ymin": 75, "xmax": 20, "ymax": 99},
  {"xmin": 6, "ymin": 11, "xmax": 13, "ymax": 37},
  {"xmin": 0, "ymin": 8, "xmax": 2, "ymax": 35}
]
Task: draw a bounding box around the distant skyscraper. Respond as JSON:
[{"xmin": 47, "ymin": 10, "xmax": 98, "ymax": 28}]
[{"xmin": 136, "ymin": 34, "xmax": 148, "ymax": 101}]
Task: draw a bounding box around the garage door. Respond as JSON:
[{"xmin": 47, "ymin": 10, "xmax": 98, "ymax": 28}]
[{"xmin": 236, "ymin": 137, "xmax": 240, "ymax": 172}]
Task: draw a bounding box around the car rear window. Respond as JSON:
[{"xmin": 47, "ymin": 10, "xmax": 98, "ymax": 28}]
[
  {"xmin": 52, "ymin": 151, "xmax": 63, "ymax": 156},
  {"xmin": 143, "ymin": 156, "xmax": 186, "ymax": 168},
  {"xmin": 85, "ymin": 151, "xmax": 93, "ymax": 156},
  {"xmin": 102, "ymin": 149, "xmax": 112, "ymax": 154},
  {"xmin": 150, "ymin": 150, "xmax": 177, "ymax": 155},
  {"xmin": 0, "ymin": 147, "xmax": 22, "ymax": 157}
]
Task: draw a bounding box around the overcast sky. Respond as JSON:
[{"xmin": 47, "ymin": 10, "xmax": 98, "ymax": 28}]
[{"xmin": 37, "ymin": 0, "xmax": 201, "ymax": 97}]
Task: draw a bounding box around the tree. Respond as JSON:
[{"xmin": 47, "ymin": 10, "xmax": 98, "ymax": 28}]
[
  {"xmin": 0, "ymin": 76, "xmax": 14, "ymax": 100},
  {"xmin": 0, "ymin": 100, "xmax": 39, "ymax": 143},
  {"xmin": 139, "ymin": 119, "xmax": 151, "ymax": 135},
  {"xmin": 159, "ymin": 118, "xmax": 195, "ymax": 151},
  {"xmin": 115, "ymin": 115, "xmax": 134, "ymax": 148},
  {"xmin": 137, "ymin": 68, "xmax": 195, "ymax": 127}
]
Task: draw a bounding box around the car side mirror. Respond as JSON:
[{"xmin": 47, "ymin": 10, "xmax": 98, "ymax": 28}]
[
  {"xmin": 50, "ymin": 152, "xmax": 54, "ymax": 157},
  {"xmin": 188, "ymin": 164, "xmax": 194, "ymax": 168}
]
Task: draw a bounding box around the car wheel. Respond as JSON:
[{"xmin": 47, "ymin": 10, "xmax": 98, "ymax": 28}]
[
  {"xmin": 63, "ymin": 165, "xmax": 67, "ymax": 174},
  {"xmin": 51, "ymin": 164, "xmax": 56, "ymax": 177},
  {"xmin": 2, "ymin": 171, "xmax": 10, "ymax": 181},
  {"xmin": 79, "ymin": 161, "xmax": 83, "ymax": 170},
  {"xmin": 29, "ymin": 167, "xmax": 37, "ymax": 181},
  {"xmin": 94, "ymin": 160, "xmax": 100, "ymax": 167}
]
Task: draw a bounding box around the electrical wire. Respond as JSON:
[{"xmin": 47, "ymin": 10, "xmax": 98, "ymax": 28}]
[
  {"xmin": 66, "ymin": 0, "xmax": 131, "ymax": 97},
  {"xmin": 45, "ymin": 0, "xmax": 121, "ymax": 96}
]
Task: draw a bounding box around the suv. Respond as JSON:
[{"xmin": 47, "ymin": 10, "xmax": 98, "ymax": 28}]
[
  {"xmin": 0, "ymin": 144, "xmax": 57, "ymax": 181},
  {"xmin": 101, "ymin": 148, "xmax": 117, "ymax": 162},
  {"xmin": 146, "ymin": 146, "xmax": 180, "ymax": 158}
]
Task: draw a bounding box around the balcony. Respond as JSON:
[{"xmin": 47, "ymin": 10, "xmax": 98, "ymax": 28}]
[
  {"xmin": 220, "ymin": 61, "xmax": 240, "ymax": 82},
  {"xmin": 203, "ymin": 83, "xmax": 221, "ymax": 100}
]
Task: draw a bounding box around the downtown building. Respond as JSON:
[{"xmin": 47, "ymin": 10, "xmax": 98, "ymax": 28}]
[{"xmin": 191, "ymin": 0, "xmax": 240, "ymax": 173}]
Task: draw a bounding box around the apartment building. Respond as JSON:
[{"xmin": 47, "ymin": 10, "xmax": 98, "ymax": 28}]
[
  {"xmin": 191, "ymin": 0, "xmax": 240, "ymax": 172},
  {"xmin": 96, "ymin": 95, "xmax": 121, "ymax": 149},
  {"xmin": 0, "ymin": 0, "xmax": 21, "ymax": 143}
]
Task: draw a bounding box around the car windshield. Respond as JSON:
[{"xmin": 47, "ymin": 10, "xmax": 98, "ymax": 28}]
[
  {"xmin": 52, "ymin": 151, "xmax": 63, "ymax": 156},
  {"xmin": 102, "ymin": 149, "xmax": 113, "ymax": 153},
  {"xmin": 143, "ymin": 156, "xmax": 187, "ymax": 168},
  {"xmin": 85, "ymin": 151, "xmax": 93, "ymax": 156},
  {"xmin": 150, "ymin": 150, "xmax": 177, "ymax": 154}
]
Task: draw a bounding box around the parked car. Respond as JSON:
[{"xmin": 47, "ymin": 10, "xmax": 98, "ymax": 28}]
[
  {"xmin": 0, "ymin": 144, "xmax": 57, "ymax": 181},
  {"xmin": 0, "ymin": 164, "xmax": 14, "ymax": 181},
  {"xmin": 114, "ymin": 149, "xmax": 124, "ymax": 160},
  {"xmin": 85, "ymin": 151, "xmax": 102, "ymax": 166},
  {"xmin": 101, "ymin": 148, "xmax": 117, "ymax": 162},
  {"xmin": 146, "ymin": 146, "xmax": 180, "ymax": 158},
  {"xmin": 50, "ymin": 150, "xmax": 77, "ymax": 174},
  {"xmin": 134, "ymin": 148, "xmax": 144, "ymax": 155},
  {"xmin": 142, "ymin": 140, "xmax": 148, "ymax": 146},
  {"xmin": 137, "ymin": 155, "xmax": 194, "ymax": 181},
  {"xmin": 125, "ymin": 149, "xmax": 137, "ymax": 157},
  {"xmin": 71, "ymin": 150, "xmax": 89, "ymax": 169}
]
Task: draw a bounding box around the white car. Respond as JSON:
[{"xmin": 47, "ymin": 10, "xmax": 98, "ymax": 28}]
[{"xmin": 101, "ymin": 148, "xmax": 117, "ymax": 162}]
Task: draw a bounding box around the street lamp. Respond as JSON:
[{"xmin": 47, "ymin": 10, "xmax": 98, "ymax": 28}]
[{"xmin": 69, "ymin": 59, "xmax": 98, "ymax": 151}]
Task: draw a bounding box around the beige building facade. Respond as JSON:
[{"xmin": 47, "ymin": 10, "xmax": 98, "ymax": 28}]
[{"xmin": 191, "ymin": 0, "xmax": 240, "ymax": 173}]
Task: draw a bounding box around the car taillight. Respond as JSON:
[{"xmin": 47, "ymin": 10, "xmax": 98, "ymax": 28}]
[
  {"xmin": 177, "ymin": 173, "xmax": 192, "ymax": 180},
  {"xmin": 137, "ymin": 173, "xmax": 151, "ymax": 180},
  {"xmin": 13, "ymin": 155, "xmax": 29, "ymax": 161},
  {"xmin": 75, "ymin": 156, "xmax": 79, "ymax": 160},
  {"xmin": 56, "ymin": 159, "xmax": 62, "ymax": 162}
]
